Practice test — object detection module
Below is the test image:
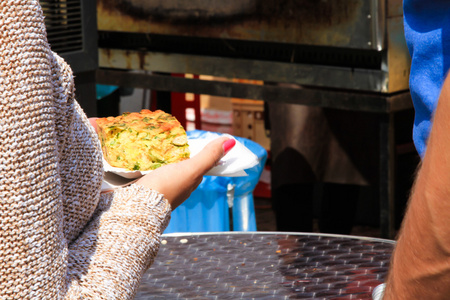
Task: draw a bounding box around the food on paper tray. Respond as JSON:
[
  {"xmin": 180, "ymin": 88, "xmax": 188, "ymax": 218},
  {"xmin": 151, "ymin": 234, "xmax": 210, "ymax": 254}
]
[{"xmin": 96, "ymin": 109, "xmax": 190, "ymax": 171}]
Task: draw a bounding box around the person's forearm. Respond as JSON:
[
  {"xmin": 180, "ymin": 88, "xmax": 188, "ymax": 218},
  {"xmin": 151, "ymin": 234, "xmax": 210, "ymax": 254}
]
[
  {"xmin": 65, "ymin": 185, "xmax": 171, "ymax": 299},
  {"xmin": 384, "ymin": 74, "xmax": 450, "ymax": 299}
]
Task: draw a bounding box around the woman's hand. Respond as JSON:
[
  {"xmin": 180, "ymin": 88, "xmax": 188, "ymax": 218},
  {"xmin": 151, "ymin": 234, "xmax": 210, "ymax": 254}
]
[
  {"xmin": 135, "ymin": 137, "xmax": 236, "ymax": 209},
  {"xmin": 90, "ymin": 117, "xmax": 236, "ymax": 209}
]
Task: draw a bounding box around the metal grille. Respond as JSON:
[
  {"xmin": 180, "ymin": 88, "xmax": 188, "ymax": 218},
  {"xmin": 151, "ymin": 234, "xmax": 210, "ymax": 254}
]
[{"xmin": 41, "ymin": 0, "xmax": 83, "ymax": 53}]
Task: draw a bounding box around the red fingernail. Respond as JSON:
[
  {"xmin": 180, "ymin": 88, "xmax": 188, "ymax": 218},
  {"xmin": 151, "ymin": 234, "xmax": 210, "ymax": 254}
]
[{"xmin": 223, "ymin": 139, "xmax": 236, "ymax": 154}]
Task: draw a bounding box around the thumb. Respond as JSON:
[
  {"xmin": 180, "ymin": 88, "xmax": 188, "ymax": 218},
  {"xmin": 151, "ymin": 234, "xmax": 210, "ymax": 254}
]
[{"xmin": 189, "ymin": 137, "xmax": 236, "ymax": 176}]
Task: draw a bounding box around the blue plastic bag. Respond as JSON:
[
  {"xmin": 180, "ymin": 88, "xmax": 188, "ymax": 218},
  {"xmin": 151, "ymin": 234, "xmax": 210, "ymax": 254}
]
[{"xmin": 163, "ymin": 130, "xmax": 267, "ymax": 233}]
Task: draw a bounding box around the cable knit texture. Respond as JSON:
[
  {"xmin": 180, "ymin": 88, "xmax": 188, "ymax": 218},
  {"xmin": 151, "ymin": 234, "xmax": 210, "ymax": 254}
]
[{"xmin": 0, "ymin": 1, "xmax": 172, "ymax": 299}]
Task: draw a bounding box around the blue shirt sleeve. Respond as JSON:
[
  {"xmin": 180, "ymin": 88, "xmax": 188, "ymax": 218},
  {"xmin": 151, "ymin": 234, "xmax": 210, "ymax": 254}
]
[{"xmin": 403, "ymin": 0, "xmax": 450, "ymax": 157}]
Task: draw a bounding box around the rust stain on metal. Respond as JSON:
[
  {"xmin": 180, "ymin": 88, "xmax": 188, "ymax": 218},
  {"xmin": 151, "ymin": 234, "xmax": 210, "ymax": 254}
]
[
  {"xmin": 137, "ymin": 51, "xmax": 146, "ymax": 70},
  {"xmin": 103, "ymin": 48, "xmax": 112, "ymax": 61},
  {"xmin": 98, "ymin": 0, "xmax": 362, "ymax": 45},
  {"xmin": 124, "ymin": 50, "xmax": 132, "ymax": 70}
]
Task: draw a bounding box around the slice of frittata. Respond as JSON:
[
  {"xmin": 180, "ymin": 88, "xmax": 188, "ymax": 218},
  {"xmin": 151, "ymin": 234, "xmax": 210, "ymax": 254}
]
[{"xmin": 96, "ymin": 109, "xmax": 190, "ymax": 171}]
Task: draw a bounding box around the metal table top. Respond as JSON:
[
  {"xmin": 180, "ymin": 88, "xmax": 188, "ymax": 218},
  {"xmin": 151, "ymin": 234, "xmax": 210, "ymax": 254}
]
[{"xmin": 135, "ymin": 232, "xmax": 394, "ymax": 299}]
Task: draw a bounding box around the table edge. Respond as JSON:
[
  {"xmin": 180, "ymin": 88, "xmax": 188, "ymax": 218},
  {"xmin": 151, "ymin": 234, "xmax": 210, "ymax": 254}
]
[{"xmin": 162, "ymin": 231, "xmax": 396, "ymax": 244}]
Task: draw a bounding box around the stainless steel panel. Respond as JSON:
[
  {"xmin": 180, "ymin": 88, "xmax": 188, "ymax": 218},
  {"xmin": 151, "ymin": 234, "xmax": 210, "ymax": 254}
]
[
  {"xmin": 386, "ymin": 16, "xmax": 411, "ymax": 93},
  {"xmin": 99, "ymin": 46, "xmax": 409, "ymax": 93},
  {"xmin": 97, "ymin": 0, "xmax": 411, "ymax": 93},
  {"xmin": 98, "ymin": 0, "xmax": 386, "ymax": 50},
  {"xmin": 388, "ymin": 0, "xmax": 403, "ymax": 17}
]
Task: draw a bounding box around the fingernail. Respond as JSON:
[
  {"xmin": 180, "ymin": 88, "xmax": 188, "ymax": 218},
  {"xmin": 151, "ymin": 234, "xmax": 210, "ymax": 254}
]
[{"xmin": 223, "ymin": 138, "xmax": 236, "ymax": 154}]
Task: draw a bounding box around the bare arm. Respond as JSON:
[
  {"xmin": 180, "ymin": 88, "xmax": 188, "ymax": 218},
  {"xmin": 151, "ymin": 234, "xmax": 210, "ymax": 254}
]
[
  {"xmin": 135, "ymin": 136, "xmax": 235, "ymax": 209},
  {"xmin": 384, "ymin": 74, "xmax": 450, "ymax": 299},
  {"xmin": 63, "ymin": 137, "xmax": 234, "ymax": 298}
]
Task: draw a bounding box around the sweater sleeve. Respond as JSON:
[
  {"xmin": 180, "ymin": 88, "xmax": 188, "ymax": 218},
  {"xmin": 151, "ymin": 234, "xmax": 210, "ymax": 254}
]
[
  {"xmin": 0, "ymin": 2, "xmax": 69, "ymax": 298},
  {"xmin": 0, "ymin": 2, "xmax": 172, "ymax": 299},
  {"xmin": 65, "ymin": 185, "xmax": 171, "ymax": 299}
]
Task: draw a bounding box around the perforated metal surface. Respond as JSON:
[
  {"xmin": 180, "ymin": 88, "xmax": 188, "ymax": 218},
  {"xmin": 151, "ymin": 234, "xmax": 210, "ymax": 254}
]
[{"xmin": 136, "ymin": 233, "xmax": 394, "ymax": 299}]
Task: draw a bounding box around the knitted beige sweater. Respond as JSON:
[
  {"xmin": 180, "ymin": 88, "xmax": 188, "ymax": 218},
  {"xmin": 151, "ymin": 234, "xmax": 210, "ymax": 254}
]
[{"xmin": 0, "ymin": 1, "xmax": 172, "ymax": 299}]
